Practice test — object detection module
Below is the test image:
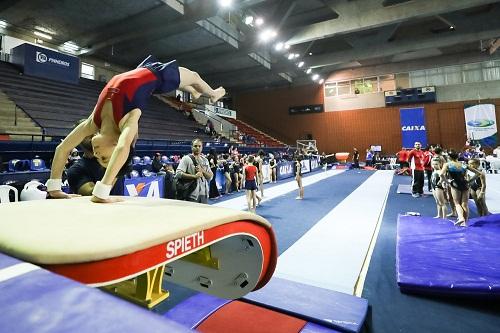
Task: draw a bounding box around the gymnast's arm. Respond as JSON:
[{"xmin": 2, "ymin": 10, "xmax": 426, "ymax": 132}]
[
  {"xmin": 48, "ymin": 117, "xmax": 97, "ymax": 199},
  {"xmin": 91, "ymin": 111, "xmax": 140, "ymax": 203}
]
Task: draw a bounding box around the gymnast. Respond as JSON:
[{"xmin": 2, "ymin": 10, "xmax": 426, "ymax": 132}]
[
  {"xmin": 440, "ymin": 150, "xmax": 481, "ymax": 226},
  {"xmin": 45, "ymin": 55, "xmax": 225, "ymax": 203}
]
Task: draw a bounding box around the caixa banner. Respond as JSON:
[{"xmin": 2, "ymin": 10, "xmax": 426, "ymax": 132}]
[
  {"xmin": 124, "ymin": 176, "xmax": 164, "ymax": 198},
  {"xmin": 11, "ymin": 43, "xmax": 80, "ymax": 84},
  {"xmin": 400, "ymin": 107, "xmax": 427, "ymax": 148},
  {"xmin": 277, "ymin": 161, "xmax": 294, "ymax": 180}
]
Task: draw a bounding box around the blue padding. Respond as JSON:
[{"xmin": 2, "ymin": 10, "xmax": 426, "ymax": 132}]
[
  {"xmin": 397, "ymin": 214, "xmax": 500, "ymax": 297},
  {"xmin": 0, "ymin": 253, "xmax": 193, "ymax": 333},
  {"xmin": 0, "ymin": 253, "xmax": 23, "ymax": 269},
  {"xmin": 301, "ymin": 323, "xmax": 342, "ymax": 333},
  {"xmin": 163, "ymin": 293, "xmax": 231, "ymax": 329},
  {"xmin": 242, "ymin": 277, "xmax": 368, "ymax": 333}
]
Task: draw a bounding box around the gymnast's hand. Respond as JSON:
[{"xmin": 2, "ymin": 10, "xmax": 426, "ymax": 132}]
[
  {"xmin": 90, "ymin": 195, "xmax": 124, "ymax": 204},
  {"xmin": 48, "ymin": 190, "xmax": 81, "ymax": 199}
]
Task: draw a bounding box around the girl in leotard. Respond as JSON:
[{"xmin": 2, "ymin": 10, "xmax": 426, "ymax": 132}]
[
  {"xmin": 243, "ymin": 155, "xmax": 258, "ymax": 213},
  {"xmin": 46, "ymin": 55, "xmax": 225, "ymax": 203},
  {"xmin": 430, "ymin": 158, "xmax": 446, "ymax": 218},
  {"xmin": 440, "ymin": 150, "xmax": 481, "ymax": 226},
  {"xmin": 295, "ymin": 155, "xmax": 304, "ymax": 200},
  {"xmin": 467, "ymin": 158, "xmax": 490, "ymax": 216}
]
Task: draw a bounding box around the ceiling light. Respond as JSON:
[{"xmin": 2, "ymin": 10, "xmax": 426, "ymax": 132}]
[
  {"xmin": 287, "ymin": 53, "xmax": 294, "ymax": 60},
  {"xmin": 284, "ymin": 44, "xmax": 290, "ymax": 50},
  {"xmin": 62, "ymin": 41, "xmax": 80, "ymax": 50},
  {"xmin": 35, "ymin": 26, "xmax": 56, "ymax": 35},
  {"xmin": 34, "ymin": 31, "xmax": 52, "ymax": 40},
  {"xmin": 306, "ymin": 68, "xmax": 312, "ymax": 74},
  {"xmin": 294, "ymin": 53, "xmax": 300, "ymax": 59},
  {"xmin": 259, "ymin": 29, "xmax": 276, "ymax": 42},
  {"xmin": 36, "ymin": 39, "xmax": 44, "ymax": 44},
  {"xmin": 312, "ymin": 74, "xmax": 319, "ymax": 81},
  {"xmin": 244, "ymin": 16, "xmax": 254, "ymax": 25},
  {"xmin": 0, "ymin": 20, "xmax": 7, "ymax": 28},
  {"xmin": 298, "ymin": 61, "xmax": 304, "ymax": 68},
  {"xmin": 319, "ymin": 79, "xmax": 325, "ymax": 84},
  {"xmin": 218, "ymin": 0, "xmax": 232, "ymax": 7},
  {"xmin": 309, "ymin": 52, "xmax": 313, "ymax": 56},
  {"xmin": 275, "ymin": 42, "xmax": 284, "ymax": 51},
  {"xmin": 255, "ymin": 17, "xmax": 264, "ymax": 26}
]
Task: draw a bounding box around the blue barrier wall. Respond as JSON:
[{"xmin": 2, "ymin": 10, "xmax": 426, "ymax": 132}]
[{"xmin": 11, "ymin": 43, "xmax": 80, "ymax": 84}]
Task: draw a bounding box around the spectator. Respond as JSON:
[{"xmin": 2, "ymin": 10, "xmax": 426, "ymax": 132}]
[
  {"xmin": 352, "ymin": 148, "xmax": 360, "ymax": 168},
  {"xmin": 365, "ymin": 149, "xmax": 373, "ymax": 167},
  {"xmin": 207, "ymin": 148, "xmax": 220, "ymax": 199},
  {"xmin": 152, "ymin": 152, "xmax": 165, "ymax": 174},
  {"xmin": 423, "ymin": 146, "xmax": 434, "ymax": 192},
  {"xmin": 175, "ymin": 138, "xmax": 213, "ymax": 203}
]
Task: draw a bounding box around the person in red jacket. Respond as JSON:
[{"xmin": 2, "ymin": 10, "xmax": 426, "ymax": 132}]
[
  {"xmin": 423, "ymin": 146, "xmax": 434, "ymax": 192},
  {"xmin": 407, "ymin": 142, "xmax": 425, "ymax": 197}
]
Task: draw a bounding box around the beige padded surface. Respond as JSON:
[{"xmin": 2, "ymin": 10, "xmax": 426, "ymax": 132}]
[{"xmin": 0, "ymin": 197, "xmax": 270, "ymax": 264}]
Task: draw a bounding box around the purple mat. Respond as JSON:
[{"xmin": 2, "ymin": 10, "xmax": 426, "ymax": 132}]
[
  {"xmin": 397, "ymin": 213, "xmax": 500, "ymax": 297},
  {"xmin": 243, "ymin": 277, "xmax": 368, "ymax": 333},
  {"xmin": 163, "ymin": 293, "xmax": 231, "ymax": 329},
  {"xmin": 0, "ymin": 253, "xmax": 194, "ymax": 333}
]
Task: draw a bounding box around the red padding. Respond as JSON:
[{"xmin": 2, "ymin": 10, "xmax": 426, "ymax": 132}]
[{"xmin": 196, "ymin": 301, "xmax": 306, "ymax": 333}]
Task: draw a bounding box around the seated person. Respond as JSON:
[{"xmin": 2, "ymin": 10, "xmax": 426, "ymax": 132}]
[
  {"xmin": 152, "ymin": 153, "xmax": 165, "ymax": 174},
  {"xmin": 66, "ymin": 134, "xmax": 123, "ymax": 196}
]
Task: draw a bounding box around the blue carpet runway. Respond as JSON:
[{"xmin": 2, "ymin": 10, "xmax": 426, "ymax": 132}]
[{"xmin": 157, "ymin": 170, "xmax": 500, "ymax": 333}]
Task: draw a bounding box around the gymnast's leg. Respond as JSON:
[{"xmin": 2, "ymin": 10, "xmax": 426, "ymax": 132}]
[
  {"xmin": 178, "ymin": 67, "xmax": 225, "ymax": 103},
  {"xmin": 181, "ymin": 85, "xmax": 202, "ymax": 100}
]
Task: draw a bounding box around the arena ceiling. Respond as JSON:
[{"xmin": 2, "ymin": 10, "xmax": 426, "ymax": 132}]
[{"xmin": 1, "ymin": 0, "xmax": 500, "ymax": 94}]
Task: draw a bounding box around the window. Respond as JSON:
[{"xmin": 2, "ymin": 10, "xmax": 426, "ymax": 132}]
[
  {"xmin": 337, "ymin": 81, "xmax": 351, "ymax": 96},
  {"xmin": 444, "ymin": 66, "xmax": 462, "ymax": 85},
  {"xmin": 482, "ymin": 60, "xmax": 500, "ymax": 81},
  {"xmin": 81, "ymin": 62, "xmax": 95, "ymax": 80},
  {"xmin": 379, "ymin": 74, "xmax": 396, "ymax": 91},
  {"xmin": 324, "ymin": 83, "xmax": 337, "ymax": 97}
]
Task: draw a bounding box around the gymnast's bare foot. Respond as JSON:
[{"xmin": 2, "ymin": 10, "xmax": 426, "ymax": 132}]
[{"xmin": 210, "ymin": 87, "xmax": 225, "ymax": 104}]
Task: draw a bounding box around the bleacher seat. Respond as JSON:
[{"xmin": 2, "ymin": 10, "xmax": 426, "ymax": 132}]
[{"xmin": 30, "ymin": 158, "xmax": 47, "ymax": 171}]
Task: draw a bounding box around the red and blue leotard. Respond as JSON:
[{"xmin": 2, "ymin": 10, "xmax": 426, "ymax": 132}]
[{"xmin": 93, "ymin": 55, "xmax": 180, "ymax": 128}]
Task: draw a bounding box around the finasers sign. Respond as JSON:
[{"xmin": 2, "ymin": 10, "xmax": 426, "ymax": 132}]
[{"xmin": 36, "ymin": 51, "xmax": 70, "ymax": 67}]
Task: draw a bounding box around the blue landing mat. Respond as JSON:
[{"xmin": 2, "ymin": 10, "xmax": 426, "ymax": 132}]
[
  {"xmin": 397, "ymin": 213, "xmax": 500, "ymax": 297},
  {"xmin": 0, "ymin": 253, "xmax": 193, "ymax": 333}
]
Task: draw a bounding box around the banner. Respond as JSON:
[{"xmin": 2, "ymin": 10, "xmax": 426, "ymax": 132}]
[
  {"xmin": 124, "ymin": 176, "xmax": 164, "ymax": 198},
  {"xmin": 300, "ymin": 159, "xmax": 311, "ymax": 174},
  {"xmin": 310, "ymin": 157, "xmax": 320, "ymax": 171},
  {"xmin": 464, "ymin": 104, "xmax": 497, "ymax": 147},
  {"xmin": 205, "ymin": 105, "xmax": 237, "ymax": 119},
  {"xmin": 11, "ymin": 43, "xmax": 80, "ymax": 84},
  {"xmin": 277, "ymin": 161, "xmax": 294, "ymax": 180},
  {"xmin": 400, "ymin": 107, "xmax": 427, "ymax": 149}
]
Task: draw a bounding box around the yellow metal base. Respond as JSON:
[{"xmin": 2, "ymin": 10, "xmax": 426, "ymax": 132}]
[
  {"xmin": 102, "ymin": 266, "xmax": 169, "ymax": 309},
  {"xmin": 181, "ymin": 246, "xmax": 219, "ymax": 269}
]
